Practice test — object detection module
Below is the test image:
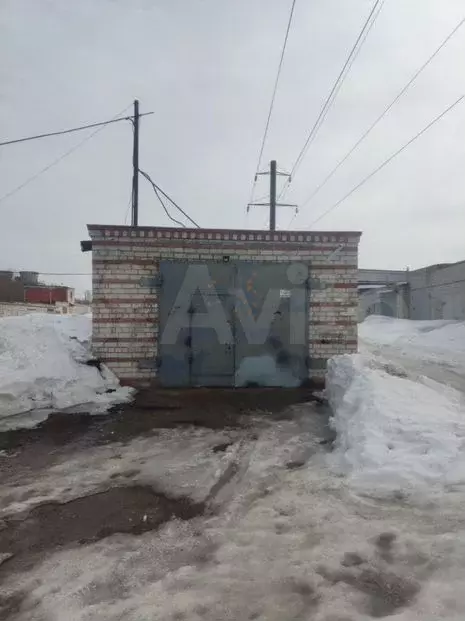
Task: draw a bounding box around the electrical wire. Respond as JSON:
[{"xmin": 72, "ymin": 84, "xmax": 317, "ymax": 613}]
[
  {"xmin": 291, "ymin": 0, "xmax": 384, "ymax": 178},
  {"xmin": 306, "ymin": 94, "xmax": 465, "ymax": 228},
  {"xmin": 124, "ymin": 192, "xmax": 133, "ymax": 225},
  {"xmin": 139, "ymin": 169, "xmax": 185, "ymax": 227},
  {"xmin": 139, "ymin": 170, "xmax": 200, "ymax": 228},
  {"xmin": 282, "ymin": 0, "xmax": 384, "ymax": 197},
  {"xmin": 139, "ymin": 169, "xmax": 201, "ymax": 228},
  {"xmin": 0, "ymin": 104, "xmax": 135, "ymax": 205},
  {"xmin": 248, "ymin": 0, "xmax": 298, "ymax": 207},
  {"xmin": 307, "ymin": 0, "xmax": 385, "ymax": 140},
  {"xmin": 295, "ymin": 0, "xmax": 384, "ymax": 166},
  {"xmin": 0, "ymin": 111, "xmax": 154, "ymax": 147},
  {"xmin": 253, "ymin": 192, "xmax": 270, "ymax": 204},
  {"xmin": 282, "ymin": 3, "xmax": 384, "ymax": 217},
  {"xmin": 154, "ymin": 189, "xmax": 186, "ymax": 228},
  {"xmin": 144, "ymin": 173, "xmax": 201, "ymax": 228},
  {"xmin": 25, "ymin": 272, "xmax": 92, "ymax": 276},
  {"xmin": 298, "ymin": 15, "xmax": 465, "ymax": 212},
  {"xmin": 285, "ymin": 210, "xmax": 298, "ymax": 230},
  {"xmin": 279, "ymin": 3, "xmax": 384, "ymax": 204}
]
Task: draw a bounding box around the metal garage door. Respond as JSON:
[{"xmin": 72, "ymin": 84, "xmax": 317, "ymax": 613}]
[
  {"xmin": 234, "ymin": 263, "xmax": 308, "ymax": 387},
  {"xmin": 158, "ymin": 262, "xmax": 235, "ymax": 386},
  {"xmin": 158, "ymin": 261, "xmax": 308, "ymax": 387}
]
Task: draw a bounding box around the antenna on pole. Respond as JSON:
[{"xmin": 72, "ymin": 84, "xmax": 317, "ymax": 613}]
[{"xmin": 248, "ymin": 160, "xmax": 297, "ymax": 231}]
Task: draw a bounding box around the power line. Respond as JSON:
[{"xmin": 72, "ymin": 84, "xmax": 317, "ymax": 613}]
[
  {"xmin": 279, "ymin": 7, "xmax": 385, "ymax": 205},
  {"xmin": 124, "ymin": 192, "xmax": 133, "ymax": 225},
  {"xmin": 285, "ymin": 210, "xmax": 298, "ymax": 230},
  {"xmin": 283, "ymin": 0, "xmax": 384, "ymax": 194},
  {"xmin": 139, "ymin": 169, "xmax": 200, "ymax": 228},
  {"xmin": 140, "ymin": 170, "xmax": 186, "ymax": 228},
  {"xmin": 282, "ymin": 2, "xmax": 384, "ymax": 227},
  {"xmin": 248, "ymin": 0, "xmax": 298, "ymax": 205},
  {"xmin": 147, "ymin": 175, "xmax": 201, "ymax": 229},
  {"xmin": 298, "ymin": 15, "xmax": 465, "ymax": 212},
  {"xmin": 28, "ymin": 272, "xmax": 92, "ymax": 276},
  {"xmin": 154, "ymin": 190, "xmax": 186, "ymax": 229},
  {"xmin": 290, "ymin": 0, "xmax": 384, "ymax": 178},
  {"xmin": 4, "ymin": 271, "xmax": 93, "ymax": 275},
  {"xmin": 299, "ymin": 0, "xmax": 384, "ymax": 155},
  {"xmin": 0, "ymin": 104, "xmax": 136, "ymax": 205},
  {"xmin": 307, "ymin": 94, "xmax": 465, "ymax": 228},
  {"xmin": 0, "ymin": 111, "xmax": 154, "ymax": 147}
]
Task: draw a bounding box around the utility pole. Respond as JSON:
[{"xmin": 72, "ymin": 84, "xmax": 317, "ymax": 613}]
[
  {"xmin": 131, "ymin": 99, "xmax": 140, "ymax": 226},
  {"xmin": 269, "ymin": 159, "xmax": 277, "ymax": 231},
  {"xmin": 248, "ymin": 160, "xmax": 296, "ymax": 231}
]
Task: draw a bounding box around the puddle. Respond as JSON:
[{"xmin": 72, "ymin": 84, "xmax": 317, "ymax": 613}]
[{"xmin": 0, "ymin": 485, "xmax": 206, "ymax": 577}]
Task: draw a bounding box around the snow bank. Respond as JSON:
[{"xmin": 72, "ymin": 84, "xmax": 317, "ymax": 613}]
[
  {"xmin": 327, "ymin": 353, "xmax": 465, "ymax": 495},
  {"xmin": 360, "ymin": 315, "xmax": 465, "ymax": 360},
  {"xmin": 360, "ymin": 315, "xmax": 465, "ymax": 398},
  {"xmin": 0, "ymin": 314, "xmax": 133, "ymax": 431}
]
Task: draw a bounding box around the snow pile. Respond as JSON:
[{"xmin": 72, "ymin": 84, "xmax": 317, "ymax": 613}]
[
  {"xmin": 0, "ymin": 313, "xmax": 133, "ymax": 430},
  {"xmin": 327, "ymin": 353, "xmax": 465, "ymax": 495},
  {"xmin": 360, "ymin": 316, "xmax": 465, "ymax": 394},
  {"xmin": 360, "ymin": 315, "xmax": 465, "ymax": 361}
]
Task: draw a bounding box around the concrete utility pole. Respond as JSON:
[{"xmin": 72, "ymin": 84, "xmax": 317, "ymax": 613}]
[
  {"xmin": 131, "ymin": 99, "xmax": 140, "ymax": 227},
  {"xmin": 248, "ymin": 160, "xmax": 296, "ymax": 231},
  {"xmin": 269, "ymin": 159, "xmax": 277, "ymax": 231}
]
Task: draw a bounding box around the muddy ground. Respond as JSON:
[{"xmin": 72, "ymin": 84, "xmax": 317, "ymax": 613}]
[
  {"xmin": 0, "ymin": 387, "xmax": 319, "ymax": 470},
  {"xmin": 0, "ymin": 387, "xmax": 325, "ymax": 611},
  {"xmin": 0, "ymin": 485, "xmax": 206, "ymax": 577}
]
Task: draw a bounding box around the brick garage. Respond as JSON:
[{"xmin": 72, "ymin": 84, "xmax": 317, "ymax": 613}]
[{"xmin": 87, "ymin": 225, "xmax": 361, "ymax": 388}]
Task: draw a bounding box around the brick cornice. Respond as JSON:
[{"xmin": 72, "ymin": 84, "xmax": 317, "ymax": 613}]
[{"xmin": 87, "ymin": 225, "xmax": 361, "ymax": 245}]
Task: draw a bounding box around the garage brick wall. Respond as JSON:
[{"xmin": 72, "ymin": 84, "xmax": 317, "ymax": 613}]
[{"xmin": 88, "ymin": 225, "xmax": 361, "ymax": 387}]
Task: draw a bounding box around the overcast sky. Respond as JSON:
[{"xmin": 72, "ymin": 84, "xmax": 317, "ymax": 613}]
[{"xmin": 1, "ymin": 0, "xmax": 464, "ymax": 294}]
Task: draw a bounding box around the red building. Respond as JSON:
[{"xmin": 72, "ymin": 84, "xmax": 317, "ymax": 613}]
[{"xmin": 24, "ymin": 286, "xmax": 74, "ymax": 305}]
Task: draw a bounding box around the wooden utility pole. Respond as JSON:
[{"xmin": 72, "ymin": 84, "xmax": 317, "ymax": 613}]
[
  {"xmin": 248, "ymin": 160, "xmax": 295, "ymax": 231},
  {"xmin": 131, "ymin": 99, "xmax": 140, "ymax": 226}
]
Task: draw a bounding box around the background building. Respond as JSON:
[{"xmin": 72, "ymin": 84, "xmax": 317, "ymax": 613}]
[
  {"xmin": 0, "ymin": 270, "xmax": 75, "ymax": 316},
  {"xmin": 359, "ymin": 260, "xmax": 465, "ymax": 321}
]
